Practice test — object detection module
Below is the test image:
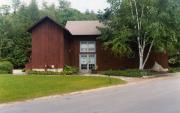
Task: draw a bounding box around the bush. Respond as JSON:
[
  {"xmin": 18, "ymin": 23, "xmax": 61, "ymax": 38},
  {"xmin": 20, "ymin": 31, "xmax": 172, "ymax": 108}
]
[
  {"xmin": 169, "ymin": 67, "xmax": 180, "ymax": 73},
  {"xmin": 63, "ymin": 65, "xmax": 79, "ymax": 75},
  {"xmin": 169, "ymin": 54, "xmax": 180, "ymax": 66},
  {"xmin": 27, "ymin": 66, "xmax": 79, "ymax": 75},
  {"xmin": 0, "ymin": 61, "xmax": 13, "ymax": 74},
  {"xmin": 103, "ymin": 69, "xmax": 156, "ymax": 77},
  {"xmin": 28, "ymin": 70, "xmax": 63, "ymax": 75}
]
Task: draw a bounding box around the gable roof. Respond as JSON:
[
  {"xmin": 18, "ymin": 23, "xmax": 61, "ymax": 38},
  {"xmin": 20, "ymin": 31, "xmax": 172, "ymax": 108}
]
[
  {"xmin": 65, "ymin": 20, "xmax": 104, "ymax": 35},
  {"xmin": 27, "ymin": 16, "xmax": 70, "ymax": 34}
]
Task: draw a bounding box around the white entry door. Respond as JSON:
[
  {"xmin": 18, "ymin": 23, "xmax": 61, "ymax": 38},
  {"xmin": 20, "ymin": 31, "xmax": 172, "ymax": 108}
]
[{"xmin": 80, "ymin": 54, "xmax": 96, "ymax": 73}]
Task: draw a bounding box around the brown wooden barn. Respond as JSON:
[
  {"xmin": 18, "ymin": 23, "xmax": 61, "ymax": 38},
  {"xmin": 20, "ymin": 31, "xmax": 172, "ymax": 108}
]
[{"xmin": 26, "ymin": 16, "xmax": 168, "ymax": 72}]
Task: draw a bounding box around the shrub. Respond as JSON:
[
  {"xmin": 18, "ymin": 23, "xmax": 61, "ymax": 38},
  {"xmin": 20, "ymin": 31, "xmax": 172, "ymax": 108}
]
[
  {"xmin": 103, "ymin": 69, "xmax": 156, "ymax": 77},
  {"xmin": 27, "ymin": 66, "xmax": 79, "ymax": 75},
  {"xmin": 0, "ymin": 61, "xmax": 13, "ymax": 74},
  {"xmin": 169, "ymin": 67, "xmax": 180, "ymax": 73},
  {"xmin": 28, "ymin": 70, "xmax": 63, "ymax": 75},
  {"xmin": 63, "ymin": 65, "xmax": 79, "ymax": 75},
  {"xmin": 169, "ymin": 54, "xmax": 180, "ymax": 66}
]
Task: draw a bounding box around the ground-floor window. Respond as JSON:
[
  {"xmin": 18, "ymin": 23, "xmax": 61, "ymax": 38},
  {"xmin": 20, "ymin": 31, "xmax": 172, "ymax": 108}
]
[{"xmin": 80, "ymin": 54, "xmax": 96, "ymax": 72}]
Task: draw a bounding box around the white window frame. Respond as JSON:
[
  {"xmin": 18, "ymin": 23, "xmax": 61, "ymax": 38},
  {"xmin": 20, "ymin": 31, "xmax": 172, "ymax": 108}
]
[
  {"xmin": 80, "ymin": 41, "xmax": 96, "ymax": 53},
  {"xmin": 79, "ymin": 54, "xmax": 96, "ymax": 72}
]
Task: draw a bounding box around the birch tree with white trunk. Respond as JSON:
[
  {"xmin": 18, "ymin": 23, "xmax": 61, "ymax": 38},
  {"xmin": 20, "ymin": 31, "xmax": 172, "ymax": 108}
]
[
  {"xmin": 99, "ymin": 0, "xmax": 179, "ymax": 70},
  {"xmin": 129, "ymin": 0, "xmax": 155, "ymax": 70}
]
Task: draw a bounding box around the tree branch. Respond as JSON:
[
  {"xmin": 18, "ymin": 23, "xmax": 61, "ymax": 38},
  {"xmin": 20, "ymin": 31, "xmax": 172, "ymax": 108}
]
[
  {"xmin": 142, "ymin": 39, "xmax": 154, "ymax": 68},
  {"xmin": 129, "ymin": 0, "xmax": 135, "ymax": 21}
]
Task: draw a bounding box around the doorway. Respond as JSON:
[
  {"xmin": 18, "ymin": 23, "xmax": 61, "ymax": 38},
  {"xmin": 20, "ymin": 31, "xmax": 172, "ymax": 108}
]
[{"xmin": 80, "ymin": 54, "xmax": 96, "ymax": 73}]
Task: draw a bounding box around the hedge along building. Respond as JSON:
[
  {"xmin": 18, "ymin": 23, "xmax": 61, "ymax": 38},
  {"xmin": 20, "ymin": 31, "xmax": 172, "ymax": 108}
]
[{"xmin": 25, "ymin": 16, "xmax": 168, "ymax": 72}]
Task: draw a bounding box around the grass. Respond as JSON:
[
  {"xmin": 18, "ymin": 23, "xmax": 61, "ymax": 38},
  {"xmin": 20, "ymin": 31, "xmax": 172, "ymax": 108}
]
[
  {"xmin": 0, "ymin": 75, "xmax": 125, "ymax": 103},
  {"xmin": 103, "ymin": 69, "xmax": 158, "ymax": 77}
]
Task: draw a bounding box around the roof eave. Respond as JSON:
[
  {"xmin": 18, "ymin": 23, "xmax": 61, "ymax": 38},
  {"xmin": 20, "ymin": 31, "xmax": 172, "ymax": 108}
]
[{"xmin": 27, "ymin": 16, "xmax": 72, "ymax": 35}]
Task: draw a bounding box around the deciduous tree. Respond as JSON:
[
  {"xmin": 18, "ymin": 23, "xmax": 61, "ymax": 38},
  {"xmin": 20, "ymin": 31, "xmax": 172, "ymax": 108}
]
[{"xmin": 99, "ymin": 0, "xmax": 180, "ymax": 70}]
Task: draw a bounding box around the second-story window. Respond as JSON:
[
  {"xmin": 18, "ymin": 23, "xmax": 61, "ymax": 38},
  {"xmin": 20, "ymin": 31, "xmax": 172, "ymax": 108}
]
[{"xmin": 80, "ymin": 41, "xmax": 96, "ymax": 53}]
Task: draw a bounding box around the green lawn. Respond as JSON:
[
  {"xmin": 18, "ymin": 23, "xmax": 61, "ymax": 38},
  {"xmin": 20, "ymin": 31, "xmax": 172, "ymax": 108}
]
[{"xmin": 0, "ymin": 75, "xmax": 125, "ymax": 103}]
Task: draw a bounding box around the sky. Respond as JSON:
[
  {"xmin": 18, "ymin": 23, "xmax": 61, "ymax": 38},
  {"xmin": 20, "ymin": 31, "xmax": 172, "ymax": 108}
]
[{"xmin": 0, "ymin": 0, "xmax": 109, "ymax": 12}]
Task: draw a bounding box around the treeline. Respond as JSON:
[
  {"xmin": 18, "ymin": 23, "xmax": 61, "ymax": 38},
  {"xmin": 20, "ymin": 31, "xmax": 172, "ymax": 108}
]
[{"xmin": 0, "ymin": 0, "xmax": 98, "ymax": 68}]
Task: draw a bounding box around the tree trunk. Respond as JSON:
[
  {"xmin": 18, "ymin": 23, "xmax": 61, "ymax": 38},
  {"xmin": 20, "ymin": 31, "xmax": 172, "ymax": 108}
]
[
  {"xmin": 139, "ymin": 51, "xmax": 144, "ymax": 70},
  {"xmin": 131, "ymin": 0, "xmax": 154, "ymax": 70},
  {"xmin": 138, "ymin": 40, "xmax": 154, "ymax": 70}
]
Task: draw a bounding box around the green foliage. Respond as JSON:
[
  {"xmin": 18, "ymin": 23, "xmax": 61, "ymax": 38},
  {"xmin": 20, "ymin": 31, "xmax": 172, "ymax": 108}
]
[
  {"xmin": 103, "ymin": 69, "xmax": 157, "ymax": 77},
  {"xmin": 99, "ymin": 0, "xmax": 180, "ymax": 68},
  {"xmin": 59, "ymin": 0, "xmax": 71, "ymax": 10},
  {"xmin": 169, "ymin": 67, "xmax": 180, "ymax": 73},
  {"xmin": 27, "ymin": 66, "xmax": 79, "ymax": 75},
  {"xmin": 28, "ymin": 70, "xmax": 63, "ymax": 75},
  {"xmin": 0, "ymin": 5, "xmax": 10, "ymax": 15},
  {"xmin": 63, "ymin": 65, "xmax": 79, "ymax": 75},
  {"xmin": 0, "ymin": 60, "xmax": 13, "ymax": 74},
  {"xmin": 169, "ymin": 54, "xmax": 180, "ymax": 66}
]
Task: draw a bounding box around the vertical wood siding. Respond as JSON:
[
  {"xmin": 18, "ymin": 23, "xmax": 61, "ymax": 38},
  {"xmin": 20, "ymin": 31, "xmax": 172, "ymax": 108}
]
[
  {"xmin": 64, "ymin": 32, "xmax": 72, "ymax": 66},
  {"xmin": 30, "ymin": 20, "xmax": 64, "ymax": 69}
]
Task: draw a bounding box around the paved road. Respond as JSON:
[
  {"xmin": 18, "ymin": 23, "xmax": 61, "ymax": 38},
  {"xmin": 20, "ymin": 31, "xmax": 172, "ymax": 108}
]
[{"xmin": 1, "ymin": 73, "xmax": 180, "ymax": 113}]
